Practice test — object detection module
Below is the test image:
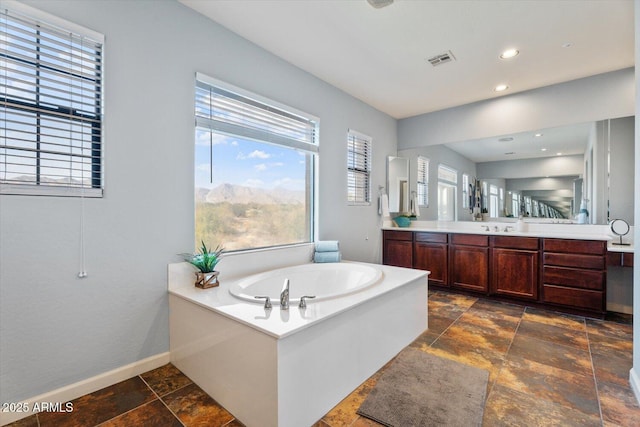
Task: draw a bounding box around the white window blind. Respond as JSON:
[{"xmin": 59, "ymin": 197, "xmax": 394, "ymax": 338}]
[
  {"xmin": 438, "ymin": 164, "xmax": 457, "ymax": 184},
  {"xmin": 0, "ymin": 3, "xmax": 104, "ymax": 196},
  {"xmin": 195, "ymin": 74, "xmax": 318, "ymax": 153},
  {"xmin": 347, "ymin": 129, "xmax": 371, "ymax": 204},
  {"xmin": 462, "ymin": 173, "xmax": 469, "ymax": 209},
  {"xmin": 417, "ymin": 156, "xmax": 429, "ymax": 206}
]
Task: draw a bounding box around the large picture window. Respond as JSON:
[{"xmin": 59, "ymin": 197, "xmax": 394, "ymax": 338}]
[
  {"xmin": 194, "ymin": 73, "xmax": 318, "ymax": 252},
  {"xmin": 0, "ymin": 3, "xmax": 104, "ymax": 196}
]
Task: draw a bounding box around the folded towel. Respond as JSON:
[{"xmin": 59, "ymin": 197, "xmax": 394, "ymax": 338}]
[
  {"xmin": 315, "ymin": 240, "xmax": 340, "ymax": 252},
  {"xmin": 314, "ymin": 251, "xmax": 341, "ymax": 263}
]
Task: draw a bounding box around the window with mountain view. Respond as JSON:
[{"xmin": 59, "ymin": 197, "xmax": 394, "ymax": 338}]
[
  {"xmin": 194, "ymin": 74, "xmax": 318, "ymax": 252},
  {"xmin": 0, "ymin": 4, "xmax": 104, "ymax": 197}
]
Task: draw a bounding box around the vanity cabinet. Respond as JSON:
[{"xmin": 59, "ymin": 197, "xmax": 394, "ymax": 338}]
[
  {"xmin": 449, "ymin": 234, "xmax": 489, "ymax": 293},
  {"xmin": 382, "ymin": 230, "xmax": 413, "ymax": 268},
  {"xmin": 381, "ymin": 230, "xmax": 609, "ymax": 317},
  {"xmin": 541, "ymin": 238, "xmax": 606, "ymax": 314},
  {"xmin": 490, "ymin": 236, "xmax": 539, "ymax": 300},
  {"xmin": 414, "ymin": 232, "xmax": 448, "ymax": 287}
]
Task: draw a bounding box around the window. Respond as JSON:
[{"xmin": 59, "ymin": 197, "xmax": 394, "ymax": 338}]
[
  {"xmin": 417, "ymin": 156, "xmax": 429, "ymax": 206},
  {"xmin": 347, "ymin": 130, "xmax": 371, "ymax": 205},
  {"xmin": 462, "ymin": 173, "xmax": 469, "ymax": 209},
  {"xmin": 437, "ymin": 164, "xmax": 457, "ymax": 221},
  {"xmin": 0, "ymin": 3, "xmax": 104, "ymax": 196},
  {"xmin": 194, "ymin": 73, "xmax": 318, "ymax": 251},
  {"xmin": 489, "ymin": 184, "xmax": 498, "ymax": 218}
]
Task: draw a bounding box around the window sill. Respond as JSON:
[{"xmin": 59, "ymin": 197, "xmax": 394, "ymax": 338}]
[{"xmin": 0, "ymin": 184, "xmax": 103, "ymax": 198}]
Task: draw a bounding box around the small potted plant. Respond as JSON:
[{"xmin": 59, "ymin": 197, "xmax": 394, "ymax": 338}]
[{"xmin": 182, "ymin": 241, "xmax": 224, "ymax": 289}]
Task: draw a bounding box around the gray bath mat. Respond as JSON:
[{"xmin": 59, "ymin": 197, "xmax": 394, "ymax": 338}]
[{"xmin": 357, "ymin": 348, "xmax": 489, "ymax": 427}]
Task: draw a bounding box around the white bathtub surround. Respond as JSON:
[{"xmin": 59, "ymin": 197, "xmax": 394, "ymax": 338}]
[{"xmin": 168, "ymin": 247, "xmax": 428, "ymax": 427}]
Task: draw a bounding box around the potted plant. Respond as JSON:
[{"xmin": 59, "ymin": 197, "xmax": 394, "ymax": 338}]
[{"xmin": 182, "ymin": 241, "xmax": 224, "ymax": 289}]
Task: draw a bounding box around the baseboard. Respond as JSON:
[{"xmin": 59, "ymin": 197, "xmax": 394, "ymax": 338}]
[
  {"xmin": 0, "ymin": 352, "xmax": 170, "ymax": 426},
  {"xmin": 631, "ymin": 367, "xmax": 640, "ymax": 407},
  {"xmin": 606, "ymin": 302, "xmax": 633, "ymax": 314}
]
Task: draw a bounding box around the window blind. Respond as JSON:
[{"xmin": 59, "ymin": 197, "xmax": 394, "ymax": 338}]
[
  {"xmin": 347, "ymin": 130, "xmax": 371, "ymax": 204},
  {"xmin": 0, "ymin": 4, "xmax": 104, "ymax": 196},
  {"xmin": 417, "ymin": 156, "xmax": 429, "ymax": 206},
  {"xmin": 195, "ymin": 75, "xmax": 318, "ymax": 153}
]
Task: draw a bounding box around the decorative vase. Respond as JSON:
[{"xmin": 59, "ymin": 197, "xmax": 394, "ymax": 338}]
[
  {"xmin": 394, "ymin": 216, "xmax": 411, "ymax": 227},
  {"xmin": 194, "ymin": 271, "xmax": 220, "ymax": 289}
]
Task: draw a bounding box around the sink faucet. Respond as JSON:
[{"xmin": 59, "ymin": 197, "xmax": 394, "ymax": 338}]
[{"xmin": 280, "ymin": 279, "xmax": 290, "ymax": 310}]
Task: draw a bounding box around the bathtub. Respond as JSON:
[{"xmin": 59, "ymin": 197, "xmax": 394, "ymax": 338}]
[
  {"xmin": 229, "ymin": 263, "xmax": 383, "ymax": 304},
  {"xmin": 169, "ymin": 251, "xmax": 428, "ymax": 427}
]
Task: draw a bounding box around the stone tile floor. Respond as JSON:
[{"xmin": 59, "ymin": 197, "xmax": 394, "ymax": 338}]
[{"xmin": 7, "ymin": 290, "xmax": 639, "ymax": 426}]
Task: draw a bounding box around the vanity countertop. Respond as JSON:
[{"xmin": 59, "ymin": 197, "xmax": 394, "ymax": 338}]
[{"xmin": 382, "ymin": 220, "xmax": 635, "ymax": 253}]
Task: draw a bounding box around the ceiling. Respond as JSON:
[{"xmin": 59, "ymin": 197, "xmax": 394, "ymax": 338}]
[
  {"xmin": 179, "ymin": 0, "xmax": 635, "ymax": 120},
  {"xmin": 445, "ymin": 121, "xmax": 594, "ymax": 163}
]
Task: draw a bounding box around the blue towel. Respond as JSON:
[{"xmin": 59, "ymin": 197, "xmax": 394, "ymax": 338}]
[
  {"xmin": 315, "ymin": 240, "xmax": 340, "ymax": 252},
  {"xmin": 314, "ymin": 251, "xmax": 341, "ymax": 263}
]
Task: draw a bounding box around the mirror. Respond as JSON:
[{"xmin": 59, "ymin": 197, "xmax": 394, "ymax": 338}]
[
  {"xmin": 387, "ymin": 156, "xmax": 409, "ymax": 213},
  {"xmin": 610, "ymin": 219, "xmax": 630, "ymax": 246},
  {"xmin": 398, "ymin": 116, "xmax": 634, "ymax": 225}
]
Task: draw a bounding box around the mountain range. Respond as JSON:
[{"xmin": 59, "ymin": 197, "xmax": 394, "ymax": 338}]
[{"xmin": 196, "ymin": 183, "xmax": 305, "ymax": 205}]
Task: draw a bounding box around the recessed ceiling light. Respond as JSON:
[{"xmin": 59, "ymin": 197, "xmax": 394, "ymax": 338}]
[
  {"xmin": 535, "ymin": 133, "xmax": 543, "ymax": 137},
  {"xmin": 541, "ymin": 148, "xmax": 547, "ymax": 151},
  {"xmin": 494, "ymin": 84, "xmax": 509, "ymax": 92},
  {"xmin": 500, "ymin": 49, "xmax": 519, "ymax": 59},
  {"xmin": 498, "ymin": 137, "xmax": 514, "ymax": 142},
  {"xmin": 556, "ymin": 152, "xmax": 563, "ymax": 156}
]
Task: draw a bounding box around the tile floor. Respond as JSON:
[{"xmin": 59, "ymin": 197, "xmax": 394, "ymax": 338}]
[{"xmin": 7, "ymin": 290, "xmax": 639, "ymax": 427}]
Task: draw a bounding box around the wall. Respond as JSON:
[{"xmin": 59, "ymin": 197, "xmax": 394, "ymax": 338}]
[
  {"xmin": 398, "ymin": 145, "xmax": 476, "ymax": 221},
  {"xmin": 398, "ymin": 68, "xmax": 635, "ymax": 149},
  {"xmin": 609, "ymin": 117, "xmax": 635, "ymax": 224},
  {"xmin": 632, "ymin": 0, "xmax": 640, "ymax": 406},
  {"xmin": 0, "ymin": 0, "xmax": 397, "ymax": 404}
]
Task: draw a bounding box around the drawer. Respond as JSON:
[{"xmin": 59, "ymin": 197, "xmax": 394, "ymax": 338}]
[
  {"xmin": 492, "ymin": 236, "xmax": 539, "ymax": 250},
  {"xmin": 543, "ymin": 266, "xmax": 605, "ymax": 290},
  {"xmin": 543, "ymin": 253, "xmax": 605, "ymax": 270},
  {"xmin": 543, "ymin": 238, "xmax": 606, "ymax": 255},
  {"xmin": 450, "ymin": 234, "xmax": 488, "ymax": 247},
  {"xmin": 542, "ymin": 284, "xmax": 604, "ymax": 312},
  {"xmin": 415, "ymin": 232, "xmax": 447, "ymax": 243},
  {"xmin": 383, "ymin": 230, "xmax": 413, "ymax": 241}
]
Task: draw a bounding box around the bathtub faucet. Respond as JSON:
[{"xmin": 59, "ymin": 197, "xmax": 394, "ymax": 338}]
[{"xmin": 280, "ymin": 279, "xmax": 290, "ymax": 310}]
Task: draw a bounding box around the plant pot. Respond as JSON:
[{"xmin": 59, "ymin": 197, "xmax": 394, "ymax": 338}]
[{"xmin": 194, "ymin": 271, "xmax": 220, "ymax": 289}]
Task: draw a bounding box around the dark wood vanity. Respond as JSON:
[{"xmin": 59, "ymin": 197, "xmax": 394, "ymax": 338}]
[{"xmin": 383, "ymin": 230, "xmax": 609, "ymax": 317}]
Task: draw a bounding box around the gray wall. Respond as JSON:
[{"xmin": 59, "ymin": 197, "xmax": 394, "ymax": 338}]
[
  {"xmin": 0, "ymin": 0, "xmax": 397, "ymax": 403},
  {"xmin": 633, "ymin": 0, "xmax": 640, "ymax": 406},
  {"xmin": 609, "ymin": 117, "xmax": 635, "ymax": 224}
]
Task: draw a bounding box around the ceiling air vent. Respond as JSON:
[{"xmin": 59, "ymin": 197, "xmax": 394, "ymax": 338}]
[{"xmin": 427, "ymin": 50, "xmax": 456, "ymax": 67}]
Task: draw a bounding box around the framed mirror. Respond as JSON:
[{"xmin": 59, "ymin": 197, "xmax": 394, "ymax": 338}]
[{"xmin": 387, "ymin": 156, "xmax": 409, "ymax": 213}]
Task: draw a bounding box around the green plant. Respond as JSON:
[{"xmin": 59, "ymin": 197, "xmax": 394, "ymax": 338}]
[{"xmin": 182, "ymin": 241, "xmax": 224, "ymax": 273}]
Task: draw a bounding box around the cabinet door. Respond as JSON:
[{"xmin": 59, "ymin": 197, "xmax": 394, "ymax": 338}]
[
  {"xmin": 383, "ymin": 239, "xmax": 413, "ymax": 268},
  {"xmin": 449, "ymin": 245, "xmax": 489, "ymax": 293},
  {"xmin": 414, "ymin": 242, "xmax": 448, "ymax": 287},
  {"xmin": 492, "ymin": 248, "xmax": 538, "ymax": 300}
]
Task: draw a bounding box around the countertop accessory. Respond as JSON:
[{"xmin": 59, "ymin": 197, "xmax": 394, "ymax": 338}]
[{"xmin": 610, "ymin": 218, "xmax": 630, "ymax": 246}]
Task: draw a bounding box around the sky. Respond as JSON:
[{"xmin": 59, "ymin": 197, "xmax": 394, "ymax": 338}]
[{"xmin": 194, "ymin": 129, "xmax": 309, "ymax": 191}]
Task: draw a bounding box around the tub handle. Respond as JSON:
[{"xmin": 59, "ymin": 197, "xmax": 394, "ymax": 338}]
[
  {"xmin": 255, "ymin": 296, "xmax": 272, "ymax": 310},
  {"xmin": 299, "ymin": 295, "xmax": 316, "ymax": 309}
]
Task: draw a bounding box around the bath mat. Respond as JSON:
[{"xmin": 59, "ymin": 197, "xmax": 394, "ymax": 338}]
[{"xmin": 357, "ymin": 348, "xmax": 489, "ymax": 427}]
